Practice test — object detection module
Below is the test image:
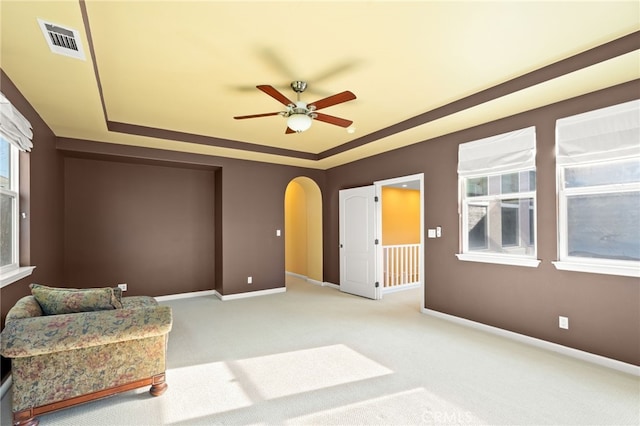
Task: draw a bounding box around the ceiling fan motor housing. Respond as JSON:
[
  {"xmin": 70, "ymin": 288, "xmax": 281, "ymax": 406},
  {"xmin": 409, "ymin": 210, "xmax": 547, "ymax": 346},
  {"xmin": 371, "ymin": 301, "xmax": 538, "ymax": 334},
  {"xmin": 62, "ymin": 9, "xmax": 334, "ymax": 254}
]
[
  {"xmin": 290, "ymin": 101, "xmax": 316, "ymax": 118},
  {"xmin": 291, "ymin": 81, "xmax": 307, "ymax": 93}
]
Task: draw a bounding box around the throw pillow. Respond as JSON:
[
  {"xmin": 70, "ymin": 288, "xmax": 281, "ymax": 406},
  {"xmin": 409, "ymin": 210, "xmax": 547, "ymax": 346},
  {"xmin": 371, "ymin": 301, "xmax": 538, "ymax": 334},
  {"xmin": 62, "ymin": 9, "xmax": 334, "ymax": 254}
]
[{"xmin": 30, "ymin": 283, "xmax": 122, "ymax": 315}]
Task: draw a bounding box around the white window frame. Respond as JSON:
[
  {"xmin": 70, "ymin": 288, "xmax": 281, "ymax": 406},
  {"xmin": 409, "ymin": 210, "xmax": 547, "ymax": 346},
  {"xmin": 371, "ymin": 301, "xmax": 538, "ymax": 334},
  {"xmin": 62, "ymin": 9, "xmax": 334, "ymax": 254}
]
[
  {"xmin": 0, "ymin": 93, "xmax": 35, "ymax": 287},
  {"xmin": 458, "ymin": 170, "xmax": 540, "ymax": 267},
  {"xmin": 554, "ymin": 160, "xmax": 640, "ymax": 277},
  {"xmin": 456, "ymin": 126, "xmax": 540, "ymax": 268},
  {"xmin": 553, "ymin": 100, "xmax": 640, "ymax": 278},
  {"xmin": 1, "ymin": 138, "xmax": 20, "ymax": 272}
]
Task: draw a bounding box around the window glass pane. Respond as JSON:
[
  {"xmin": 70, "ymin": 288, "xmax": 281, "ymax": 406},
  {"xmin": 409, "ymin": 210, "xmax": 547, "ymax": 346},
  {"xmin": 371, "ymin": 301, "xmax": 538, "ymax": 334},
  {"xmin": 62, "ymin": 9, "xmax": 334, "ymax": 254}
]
[
  {"xmin": 466, "ymin": 177, "xmax": 487, "ymax": 197},
  {"xmin": 488, "ymin": 175, "xmax": 501, "ymax": 195},
  {"xmin": 567, "ymin": 192, "xmax": 640, "ymax": 261},
  {"xmin": 529, "ymin": 199, "xmax": 535, "ymax": 245},
  {"xmin": 565, "ymin": 159, "xmax": 640, "ymax": 188},
  {"xmin": 1, "ymin": 193, "xmax": 13, "ymax": 267},
  {"xmin": 0, "ymin": 139, "xmax": 10, "ymax": 190},
  {"xmin": 501, "ymin": 173, "xmax": 519, "ymax": 194},
  {"xmin": 501, "ymin": 200, "xmax": 519, "ymax": 247},
  {"xmin": 519, "ymin": 170, "xmax": 536, "ymax": 192},
  {"xmin": 529, "ymin": 171, "xmax": 536, "ymax": 192},
  {"xmin": 467, "ymin": 197, "xmax": 535, "ymax": 255},
  {"xmin": 468, "ymin": 204, "xmax": 487, "ymax": 249}
]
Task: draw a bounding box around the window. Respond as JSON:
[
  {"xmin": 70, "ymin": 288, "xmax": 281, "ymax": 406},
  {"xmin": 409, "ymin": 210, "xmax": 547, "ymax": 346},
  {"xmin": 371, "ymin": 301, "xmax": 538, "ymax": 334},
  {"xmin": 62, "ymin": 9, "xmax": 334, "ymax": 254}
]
[
  {"xmin": 1, "ymin": 137, "xmax": 19, "ymax": 272},
  {"xmin": 0, "ymin": 92, "xmax": 34, "ymax": 287},
  {"xmin": 457, "ymin": 127, "xmax": 540, "ymax": 267},
  {"xmin": 555, "ymin": 100, "xmax": 640, "ymax": 277}
]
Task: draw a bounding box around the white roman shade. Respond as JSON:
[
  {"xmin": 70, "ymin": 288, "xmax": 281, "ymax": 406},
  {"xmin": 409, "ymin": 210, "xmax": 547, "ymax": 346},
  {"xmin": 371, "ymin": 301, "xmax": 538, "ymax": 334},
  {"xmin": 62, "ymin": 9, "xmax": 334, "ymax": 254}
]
[
  {"xmin": 457, "ymin": 126, "xmax": 536, "ymax": 177},
  {"xmin": 556, "ymin": 99, "xmax": 640, "ymax": 166},
  {"xmin": 0, "ymin": 92, "xmax": 33, "ymax": 152}
]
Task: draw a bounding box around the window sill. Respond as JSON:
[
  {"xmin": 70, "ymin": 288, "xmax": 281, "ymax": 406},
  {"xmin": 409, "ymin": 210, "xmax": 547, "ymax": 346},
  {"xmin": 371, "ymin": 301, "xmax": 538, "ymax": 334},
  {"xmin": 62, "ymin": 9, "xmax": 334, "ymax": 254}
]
[
  {"xmin": 552, "ymin": 261, "xmax": 639, "ymax": 278},
  {"xmin": 0, "ymin": 266, "xmax": 36, "ymax": 288},
  {"xmin": 456, "ymin": 253, "xmax": 541, "ymax": 268}
]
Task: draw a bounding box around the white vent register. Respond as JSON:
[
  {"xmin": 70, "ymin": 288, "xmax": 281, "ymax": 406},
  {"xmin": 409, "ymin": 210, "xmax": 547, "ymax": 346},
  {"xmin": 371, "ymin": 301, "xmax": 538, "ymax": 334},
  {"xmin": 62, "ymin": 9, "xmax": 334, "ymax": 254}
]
[{"xmin": 37, "ymin": 18, "xmax": 86, "ymax": 60}]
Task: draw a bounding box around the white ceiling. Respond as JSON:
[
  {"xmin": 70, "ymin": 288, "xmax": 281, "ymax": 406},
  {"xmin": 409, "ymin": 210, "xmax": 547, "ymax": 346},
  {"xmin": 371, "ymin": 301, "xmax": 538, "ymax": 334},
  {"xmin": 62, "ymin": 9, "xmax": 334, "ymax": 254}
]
[{"xmin": 1, "ymin": 1, "xmax": 638, "ymax": 169}]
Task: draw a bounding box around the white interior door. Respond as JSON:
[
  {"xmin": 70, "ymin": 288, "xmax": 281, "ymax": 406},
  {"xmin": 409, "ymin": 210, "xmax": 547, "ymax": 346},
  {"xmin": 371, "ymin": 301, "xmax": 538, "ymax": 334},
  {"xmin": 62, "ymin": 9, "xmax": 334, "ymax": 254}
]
[{"xmin": 339, "ymin": 186, "xmax": 379, "ymax": 299}]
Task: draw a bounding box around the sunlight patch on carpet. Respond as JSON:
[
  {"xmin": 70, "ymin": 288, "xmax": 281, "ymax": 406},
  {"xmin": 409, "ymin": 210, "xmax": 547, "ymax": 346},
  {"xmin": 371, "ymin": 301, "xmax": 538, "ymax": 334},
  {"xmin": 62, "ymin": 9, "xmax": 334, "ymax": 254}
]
[
  {"xmin": 233, "ymin": 344, "xmax": 393, "ymax": 400},
  {"xmin": 161, "ymin": 362, "xmax": 253, "ymax": 424},
  {"xmin": 286, "ymin": 387, "xmax": 487, "ymax": 425}
]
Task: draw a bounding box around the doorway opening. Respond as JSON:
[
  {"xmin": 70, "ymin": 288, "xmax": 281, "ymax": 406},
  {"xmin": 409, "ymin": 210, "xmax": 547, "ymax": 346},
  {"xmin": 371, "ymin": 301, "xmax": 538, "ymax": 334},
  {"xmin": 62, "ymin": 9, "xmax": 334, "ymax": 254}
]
[
  {"xmin": 284, "ymin": 177, "xmax": 323, "ymax": 285},
  {"xmin": 338, "ymin": 173, "xmax": 424, "ymax": 304},
  {"xmin": 375, "ymin": 174, "xmax": 424, "ymax": 298}
]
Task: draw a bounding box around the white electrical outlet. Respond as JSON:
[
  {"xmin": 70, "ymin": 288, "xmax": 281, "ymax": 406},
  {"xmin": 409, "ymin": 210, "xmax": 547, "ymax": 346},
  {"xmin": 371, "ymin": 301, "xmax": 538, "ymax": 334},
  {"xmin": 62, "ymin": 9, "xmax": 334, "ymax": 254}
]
[
  {"xmin": 118, "ymin": 283, "xmax": 128, "ymax": 292},
  {"xmin": 559, "ymin": 316, "xmax": 569, "ymax": 329},
  {"xmin": 247, "ymin": 276, "xmax": 252, "ymax": 284}
]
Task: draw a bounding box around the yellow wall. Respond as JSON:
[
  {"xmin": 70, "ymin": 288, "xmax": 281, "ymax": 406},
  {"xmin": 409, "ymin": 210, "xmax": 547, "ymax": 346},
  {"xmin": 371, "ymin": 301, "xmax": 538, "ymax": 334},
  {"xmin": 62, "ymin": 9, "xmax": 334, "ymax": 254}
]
[
  {"xmin": 284, "ymin": 177, "xmax": 323, "ymax": 282},
  {"xmin": 382, "ymin": 187, "xmax": 420, "ymax": 245},
  {"xmin": 285, "ymin": 181, "xmax": 307, "ymax": 275}
]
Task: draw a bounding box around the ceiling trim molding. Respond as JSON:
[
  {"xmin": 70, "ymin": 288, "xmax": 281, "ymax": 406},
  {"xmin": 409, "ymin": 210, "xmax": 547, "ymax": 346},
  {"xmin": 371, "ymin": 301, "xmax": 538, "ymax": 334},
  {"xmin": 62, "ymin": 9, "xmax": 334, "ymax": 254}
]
[
  {"xmin": 106, "ymin": 121, "xmax": 320, "ymax": 160},
  {"xmin": 79, "ymin": 0, "xmax": 108, "ymax": 125},
  {"xmin": 78, "ymin": 0, "xmax": 639, "ymax": 163}
]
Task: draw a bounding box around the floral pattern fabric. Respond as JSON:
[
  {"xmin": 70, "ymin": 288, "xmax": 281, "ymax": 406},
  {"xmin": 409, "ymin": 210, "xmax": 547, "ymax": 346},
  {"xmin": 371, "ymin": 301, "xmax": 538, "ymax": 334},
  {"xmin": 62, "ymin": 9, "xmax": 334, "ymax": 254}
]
[
  {"xmin": 0, "ymin": 295, "xmax": 172, "ymax": 414},
  {"xmin": 5, "ymin": 296, "xmax": 43, "ymax": 321},
  {"xmin": 30, "ymin": 283, "xmax": 123, "ymax": 315},
  {"xmin": 11, "ymin": 335, "xmax": 167, "ymax": 411},
  {"xmin": 1, "ymin": 298, "xmax": 172, "ymax": 357}
]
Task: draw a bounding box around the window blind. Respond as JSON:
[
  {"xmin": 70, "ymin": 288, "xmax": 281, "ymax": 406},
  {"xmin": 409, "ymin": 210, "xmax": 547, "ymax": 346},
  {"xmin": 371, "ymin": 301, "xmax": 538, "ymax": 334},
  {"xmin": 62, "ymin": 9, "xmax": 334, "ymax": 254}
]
[
  {"xmin": 556, "ymin": 99, "xmax": 640, "ymax": 166},
  {"xmin": 0, "ymin": 92, "xmax": 33, "ymax": 152},
  {"xmin": 457, "ymin": 126, "xmax": 536, "ymax": 177}
]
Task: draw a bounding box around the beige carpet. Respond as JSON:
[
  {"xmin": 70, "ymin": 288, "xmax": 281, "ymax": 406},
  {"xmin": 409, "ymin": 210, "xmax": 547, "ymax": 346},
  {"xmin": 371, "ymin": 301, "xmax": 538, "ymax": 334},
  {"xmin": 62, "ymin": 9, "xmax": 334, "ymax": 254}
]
[{"xmin": 2, "ymin": 276, "xmax": 639, "ymax": 425}]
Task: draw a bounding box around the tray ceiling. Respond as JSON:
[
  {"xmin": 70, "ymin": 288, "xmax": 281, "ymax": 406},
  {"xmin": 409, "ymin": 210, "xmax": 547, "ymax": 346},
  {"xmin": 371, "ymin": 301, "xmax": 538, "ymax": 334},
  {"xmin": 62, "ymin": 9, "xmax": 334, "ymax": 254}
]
[{"xmin": 1, "ymin": 1, "xmax": 638, "ymax": 169}]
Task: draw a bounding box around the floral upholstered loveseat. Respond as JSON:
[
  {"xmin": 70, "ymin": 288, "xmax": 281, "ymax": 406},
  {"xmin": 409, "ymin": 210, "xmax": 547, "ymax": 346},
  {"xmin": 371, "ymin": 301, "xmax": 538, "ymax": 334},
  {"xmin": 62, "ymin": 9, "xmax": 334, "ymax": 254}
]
[{"xmin": 1, "ymin": 284, "xmax": 173, "ymax": 426}]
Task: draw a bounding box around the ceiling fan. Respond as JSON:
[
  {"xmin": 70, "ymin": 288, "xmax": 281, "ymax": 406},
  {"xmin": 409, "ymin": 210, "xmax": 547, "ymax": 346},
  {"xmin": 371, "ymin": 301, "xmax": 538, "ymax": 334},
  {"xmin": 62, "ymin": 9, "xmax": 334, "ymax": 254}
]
[{"xmin": 234, "ymin": 81, "xmax": 356, "ymax": 134}]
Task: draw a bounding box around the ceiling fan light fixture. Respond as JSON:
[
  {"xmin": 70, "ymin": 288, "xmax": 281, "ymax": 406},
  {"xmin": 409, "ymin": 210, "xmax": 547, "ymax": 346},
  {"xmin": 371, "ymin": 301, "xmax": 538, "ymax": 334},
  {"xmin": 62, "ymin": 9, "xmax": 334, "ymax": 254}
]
[{"xmin": 287, "ymin": 113, "xmax": 312, "ymax": 133}]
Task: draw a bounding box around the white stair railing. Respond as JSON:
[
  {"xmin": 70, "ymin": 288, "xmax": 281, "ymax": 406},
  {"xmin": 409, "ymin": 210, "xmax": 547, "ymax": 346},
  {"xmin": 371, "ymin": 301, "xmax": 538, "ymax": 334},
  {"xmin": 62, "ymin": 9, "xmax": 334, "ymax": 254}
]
[{"xmin": 382, "ymin": 244, "xmax": 420, "ymax": 291}]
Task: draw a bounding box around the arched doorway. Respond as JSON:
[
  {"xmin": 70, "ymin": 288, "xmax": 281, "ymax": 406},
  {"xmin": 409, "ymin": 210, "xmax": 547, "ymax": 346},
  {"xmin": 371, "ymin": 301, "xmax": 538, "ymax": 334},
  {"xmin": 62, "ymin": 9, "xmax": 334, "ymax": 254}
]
[{"xmin": 284, "ymin": 177, "xmax": 323, "ymax": 284}]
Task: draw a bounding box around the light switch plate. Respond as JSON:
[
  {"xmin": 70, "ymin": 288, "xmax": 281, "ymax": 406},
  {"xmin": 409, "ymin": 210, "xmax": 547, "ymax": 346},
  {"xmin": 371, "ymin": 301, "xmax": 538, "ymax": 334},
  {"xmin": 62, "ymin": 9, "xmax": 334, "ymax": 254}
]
[{"xmin": 559, "ymin": 316, "xmax": 569, "ymax": 329}]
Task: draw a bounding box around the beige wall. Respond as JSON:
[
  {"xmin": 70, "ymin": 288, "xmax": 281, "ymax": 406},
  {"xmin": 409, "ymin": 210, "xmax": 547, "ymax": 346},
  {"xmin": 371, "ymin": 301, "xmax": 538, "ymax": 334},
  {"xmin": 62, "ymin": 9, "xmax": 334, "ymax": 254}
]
[
  {"xmin": 285, "ymin": 181, "xmax": 307, "ymax": 276},
  {"xmin": 285, "ymin": 177, "xmax": 323, "ymax": 282}
]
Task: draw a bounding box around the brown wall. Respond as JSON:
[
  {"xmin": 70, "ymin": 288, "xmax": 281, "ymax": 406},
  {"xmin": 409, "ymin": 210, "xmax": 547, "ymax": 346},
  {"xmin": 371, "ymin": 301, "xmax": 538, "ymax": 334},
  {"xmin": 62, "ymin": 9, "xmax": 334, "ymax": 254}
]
[
  {"xmin": 62, "ymin": 155, "xmax": 217, "ymax": 296},
  {"xmin": 56, "ymin": 139, "xmax": 325, "ymax": 297},
  {"xmin": 1, "ymin": 71, "xmax": 64, "ymax": 379},
  {"xmin": 324, "ymin": 80, "xmax": 640, "ymax": 366}
]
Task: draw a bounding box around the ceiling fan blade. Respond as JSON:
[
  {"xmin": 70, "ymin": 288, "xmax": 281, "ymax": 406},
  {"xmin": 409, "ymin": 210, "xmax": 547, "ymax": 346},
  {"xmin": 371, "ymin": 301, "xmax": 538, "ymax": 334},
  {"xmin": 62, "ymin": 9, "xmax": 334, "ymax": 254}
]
[
  {"xmin": 257, "ymin": 85, "xmax": 295, "ymax": 106},
  {"xmin": 285, "ymin": 127, "xmax": 296, "ymax": 134},
  {"xmin": 314, "ymin": 112, "xmax": 353, "ymax": 128},
  {"xmin": 234, "ymin": 112, "xmax": 281, "ymax": 119},
  {"xmin": 308, "ymin": 91, "xmax": 356, "ymax": 110}
]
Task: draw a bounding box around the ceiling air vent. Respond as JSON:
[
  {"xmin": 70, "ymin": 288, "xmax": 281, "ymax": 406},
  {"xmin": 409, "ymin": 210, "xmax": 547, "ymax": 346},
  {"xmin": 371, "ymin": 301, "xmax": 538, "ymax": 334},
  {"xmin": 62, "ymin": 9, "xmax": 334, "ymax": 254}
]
[{"xmin": 37, "ymin": 18, "xmax": 86, "ymax": 60}]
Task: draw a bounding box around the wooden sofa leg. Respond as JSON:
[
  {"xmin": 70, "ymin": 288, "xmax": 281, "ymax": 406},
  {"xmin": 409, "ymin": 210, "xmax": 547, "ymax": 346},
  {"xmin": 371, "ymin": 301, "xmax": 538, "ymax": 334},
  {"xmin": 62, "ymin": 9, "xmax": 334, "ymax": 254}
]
[
  {"xmin": 149, "ymin": 373, "xmax": 168, "ymax": 397},
  {"xmin": 13, "ymin": 408, "xmax": 38, "ymax": 426}
]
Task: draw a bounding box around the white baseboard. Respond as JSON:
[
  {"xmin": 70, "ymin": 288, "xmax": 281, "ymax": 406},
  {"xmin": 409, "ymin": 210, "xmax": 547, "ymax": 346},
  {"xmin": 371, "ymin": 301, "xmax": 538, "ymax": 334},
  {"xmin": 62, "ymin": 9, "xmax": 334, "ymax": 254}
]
[
  {"xmin": 0, "ymin": 375, "xmax": 11, "ymax": 401},
  {"xmin": 322, "ymin": 282, "xmax": 340, "ymax": 289},
  {"xmin": 285, "ymin": 271, "xmax": 339, "ymax": 289},
  {"xmin": 285, "ymin": 271, "xmax": 308, "ymax": 280},
  {"xmin": 422, "ymin": 308, "xmax": 640, "ymax": 377},
  {"xmin": 216, "ymin": 287, "xmax": 286, "ymax": 301},
  {"xmin": 155, "ymin": 289, "xmax": 218, "ymax": 302}
]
